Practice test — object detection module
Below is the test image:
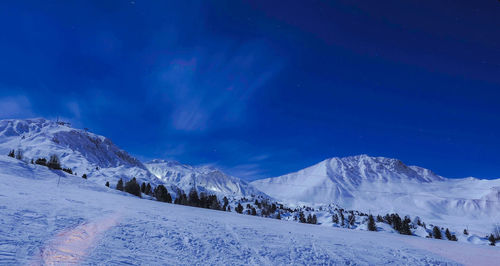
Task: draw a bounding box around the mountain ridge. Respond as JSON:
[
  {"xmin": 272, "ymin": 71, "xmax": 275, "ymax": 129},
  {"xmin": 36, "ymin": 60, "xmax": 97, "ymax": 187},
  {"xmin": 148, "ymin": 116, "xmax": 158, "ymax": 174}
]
[
  {"xmin": 0, "ymin": 118, "xmax": 265, "ymax": 198},
  {"xmin": 144, "ymin": 159, "xmax": 265, "ymax": 197},
  {"xmin": 251, "ymin": 154, "xmax": 500, "ymax": 228}
]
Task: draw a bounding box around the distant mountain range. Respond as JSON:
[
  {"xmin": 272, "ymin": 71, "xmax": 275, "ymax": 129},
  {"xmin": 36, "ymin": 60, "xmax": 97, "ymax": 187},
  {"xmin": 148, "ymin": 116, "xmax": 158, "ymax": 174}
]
[
  {"xmin": 251, "ymin": 155, "xmax": 500, "ymax": 227},
  {"xmin": 144, "ymin": 159, "xmax": 264, "ymax": 197},
  {"xmin": 1, "ymin": 118, "xmax": 499, "ymax": 228},
  {"xmin": 0, "ymin": 118, "xmax": 257, "ymax": 196}
]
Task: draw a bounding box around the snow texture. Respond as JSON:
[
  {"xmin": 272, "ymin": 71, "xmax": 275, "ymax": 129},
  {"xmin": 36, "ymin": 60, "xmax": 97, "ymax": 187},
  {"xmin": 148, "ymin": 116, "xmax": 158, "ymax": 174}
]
[
  {"xmin": 1, "ymin": 155, "xmax": 499, "ymax": 265},
  {"xmin": 252, "ymin": 155, "xmax": 500, "ymax": 235}
]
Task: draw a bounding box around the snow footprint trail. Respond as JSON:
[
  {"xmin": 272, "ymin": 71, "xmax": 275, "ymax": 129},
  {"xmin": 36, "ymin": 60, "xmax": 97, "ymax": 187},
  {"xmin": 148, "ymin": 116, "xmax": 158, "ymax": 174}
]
[{"xmin": 34, "ymin": 213, "xmax": 121, "ymax": 265}]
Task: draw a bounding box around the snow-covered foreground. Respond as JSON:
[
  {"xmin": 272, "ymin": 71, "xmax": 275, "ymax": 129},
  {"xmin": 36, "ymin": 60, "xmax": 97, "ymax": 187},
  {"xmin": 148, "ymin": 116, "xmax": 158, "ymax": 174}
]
[{"xmin": 1, "ymin": 157, "xmax": 499, "ymax": 265}]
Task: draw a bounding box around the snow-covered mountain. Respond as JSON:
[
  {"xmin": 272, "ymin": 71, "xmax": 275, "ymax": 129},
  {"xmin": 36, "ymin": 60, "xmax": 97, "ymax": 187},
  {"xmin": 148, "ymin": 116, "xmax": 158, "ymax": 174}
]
[
  {"xmin": 0, "ymin": 118, "xmax": 266, "ymax": 198},
  {"xmin": 145, "ymin": 159, "xmax": 265, "ymax": 197},
  {"xmin": 3, "ymin": 154, "xmax": 498, "ymax": 265},
  {"xmin": 0, "ymin": 118, "xmax": 159, "ymax": 186},
  {"xmin": 251, "ymin": 155, "xmax": 500, "ymax": 227}
]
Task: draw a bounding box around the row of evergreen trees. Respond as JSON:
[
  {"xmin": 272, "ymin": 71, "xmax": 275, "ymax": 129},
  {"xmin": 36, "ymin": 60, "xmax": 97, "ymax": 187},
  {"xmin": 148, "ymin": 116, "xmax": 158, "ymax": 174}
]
[
  {"xmin": 173, "ymin": 188, "xmax": 224, "ymax": 211},
  {"xmin": 113, "ymin": 180, "xmax": 228, "ymax": 213},
  {"xmin": 8, "ymin": 149, "xmax": 88, "ymax": 179},
  {"xmin": 115, "ymin": 178, "xmax": 142, "ymax": 198},
  {"xmin": 297, "ymin": 211, "xmax": 318, "ymax": 224},
  {"xmin": 331, "ymin": 209, "xmax": 357, "ymax": 228},
  {"xmin": 330, "ymin": 209, "xmax": 461, "ymax": 241}
]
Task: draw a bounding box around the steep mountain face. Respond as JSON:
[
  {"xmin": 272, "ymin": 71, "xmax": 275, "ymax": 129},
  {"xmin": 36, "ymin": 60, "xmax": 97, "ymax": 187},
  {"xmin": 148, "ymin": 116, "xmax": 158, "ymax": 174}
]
[
  {"xmin": 251, "ymin": 155, "xmax": 500, "ymax": 224},
  {"xmin": 145, "ymin": 159, "xmax": 265, "ymax": 197},
  {"xmin": 0, "ymin": 118, "xmax": 268, "ymax": 197},
  {"xmin": 0, "ymin": 118, "xmax": 159, "ymax": 186}
]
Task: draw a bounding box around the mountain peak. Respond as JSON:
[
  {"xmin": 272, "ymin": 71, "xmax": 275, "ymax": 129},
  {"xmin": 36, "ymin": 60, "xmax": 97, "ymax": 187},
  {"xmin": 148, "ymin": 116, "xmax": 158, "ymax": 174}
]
[
  {"xmin": 144, "ymin": 159, "xmax": 265, "ymax": 197},
  {"xmin": 0, "ymin": 117, "xmax": 158, "ymax": 186}
]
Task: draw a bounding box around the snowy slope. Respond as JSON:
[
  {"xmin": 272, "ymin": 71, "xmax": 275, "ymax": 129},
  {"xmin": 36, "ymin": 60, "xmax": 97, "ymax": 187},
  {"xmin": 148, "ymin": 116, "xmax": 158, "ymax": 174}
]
[
  {"xmin": 145, "ymin": 159, "xmax": 265, "ymax": 197},
  {"xmin": 251, "ymin": 155, "xmax": 500, "ymax": 233},
  {"xmin": 1, "ymin": 155, "xmax": 499, "ymax": 265},
  {"xmin": 0, "ymin": 118, "xmax": 160, "ymax": 186}
]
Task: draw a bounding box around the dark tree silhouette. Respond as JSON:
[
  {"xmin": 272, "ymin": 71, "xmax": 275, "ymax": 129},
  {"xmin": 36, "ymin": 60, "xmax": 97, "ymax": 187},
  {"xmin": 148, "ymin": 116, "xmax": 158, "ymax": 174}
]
[
  {"xmin": 154, "ymin": 185, "xmax": 172, "ymax": 203},
  {"xmin": 489, "ymin": 234, "xmax": 496, "ymax": 246},
  {"xmin": 235, "ymin": 203, "xmax": 244, "ymax": 214},
  {"xmin": 368, "ymin": 215, "xmax": 377, "ymax": 231},
  {"xmin": 299, "ymin": 212, "xmax": 306, "ymax": 223},
  {"xmin": 116, "ymin": 178, "xmax": 124, "ymax": 191},
  {"xmin": 124, "ymin": 178, "xmax": 141, "ymax": 197},
  {"xmin": 35, "ymin": 158, "xmax": 47, "ymax": 166},
  {"xmin": 445, "ymin": 228, "xmax": 452, "ymax": 240},
  {"xmin": 400, "ymin": 217, "xmax": 412, "ymax": 235},
  {"xmin": 188, "ymin": 188, "xmax": 200, "ymax": 207},
  {"xmin": 47, "ymin": 155, "xmax": 62, "ymax": 170},
  {"xmin": 433, "ymin": 226, "xmax": 442, "ymax": 239}
]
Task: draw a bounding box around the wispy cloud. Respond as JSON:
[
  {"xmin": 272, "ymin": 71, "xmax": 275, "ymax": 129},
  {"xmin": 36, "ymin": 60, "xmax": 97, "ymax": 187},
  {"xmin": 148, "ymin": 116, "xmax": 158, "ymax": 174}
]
[
  {"xmin": 0, "ymin": 95, "xmax": 34, "ymax": 119},
  {"xmin": 150, "ymin": 40, "xmax": 282, "ymax": 132},
  {"xmin": 223, "ymin": 163, "xmax": 267, "ymax": 181}
]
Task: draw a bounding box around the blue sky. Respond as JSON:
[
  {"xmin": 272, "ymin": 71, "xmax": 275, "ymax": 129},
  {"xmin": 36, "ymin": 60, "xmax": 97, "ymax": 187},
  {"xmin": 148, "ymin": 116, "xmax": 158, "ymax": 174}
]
[{"xmin": 1, "ymin": 1, "xmax": 499, "ymax": 180}]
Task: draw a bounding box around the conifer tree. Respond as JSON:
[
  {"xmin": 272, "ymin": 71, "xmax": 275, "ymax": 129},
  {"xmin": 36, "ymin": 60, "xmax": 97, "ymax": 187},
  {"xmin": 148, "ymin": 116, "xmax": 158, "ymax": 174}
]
[
  {"xmin": 62, "ymin": 168, "xmax": 73, "ymax": 174},
  {"xmin": 116, "ymin": 178, "xmax": 124, "ymax": 191},
  {"xmin": 188, "ymin": 187, "xmax": 200, "ymax": 207},
  {"xmin": 35, "ymin": 158, "xmax": 47, "ymax": 166},
  {"xmin": 299, "ymin": 212, "xmax": 306, "ymax": 223},
  {"xmin": 400, "ymin": 217, "xmax": 412, "ymax": 235},
  {"xmin": 146, "ymin": 183, "xmax": 152, "ymax": 195},
  {"xmin": 445, "ymin": 228, "xmax": 452, "ymax": 240},
  {"xmin": 489, "ymin": 234, "xmax": 496, "ymax": 246},
  {"xmin": 105, "ymin": 181, "xmax": 110, "ymax": 187},
  {"xmin": 141, "ymin": 182, "xmax": 146, "ymax": 193},
  {"xmin": 368, "ymin": 215, "xmax": 377, "ymax": 231},
  {"xmin": 235, "ymin": 203, "xmax": 243, "ymax": 214},
  {"xmin": 47, "ymin": 154, "xmax": 62, "ymax": 170},
  {"xmin": 82, "ymin": 174, "xmax": 87, "ymax": 179},
  {"xmin": 312, "ymin": 214, "xmax": 317, "ymax": 224},
  {"xmin": 277, "ymin": 212, "xmax": 281, "ymax": 220},
  {"xmin": 251, "ymin": 207, "xmax": 257, "ymax": 216},
  {"xmin": 209, "ymin": 195, "xmax": 221, "ymax": 210},
  {"xmin": 8, "ymin": 150, "xmax": 15, "ymax": 158},
  {"xmin": 124, "ymin": 178, "xmax": 141, "ymax": 197},
  {"xmin": 391, "ymin": 214, "xmax": 402, "ymax": 232},
  {"xmin": 433, "ymin": 226, "xmax": 442, "ymax": 239},
  {"xmin": 340, "ymin": 210, "xmax": 345, "ymax": 226},
  {"xmin": 154, "ymin": 185, "xmax": 172, "ymax": 203}
]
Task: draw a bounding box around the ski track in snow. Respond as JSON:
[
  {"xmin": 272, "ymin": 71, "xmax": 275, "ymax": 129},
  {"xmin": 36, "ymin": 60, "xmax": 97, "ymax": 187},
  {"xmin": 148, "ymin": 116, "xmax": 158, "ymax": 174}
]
[{"xmin": 34, "ymin": 213, "xmax": 121, "ymax": 265}]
